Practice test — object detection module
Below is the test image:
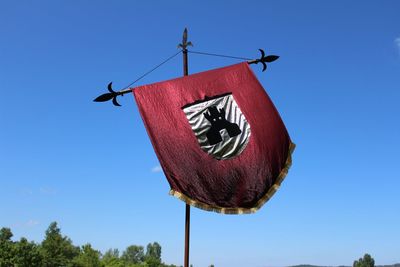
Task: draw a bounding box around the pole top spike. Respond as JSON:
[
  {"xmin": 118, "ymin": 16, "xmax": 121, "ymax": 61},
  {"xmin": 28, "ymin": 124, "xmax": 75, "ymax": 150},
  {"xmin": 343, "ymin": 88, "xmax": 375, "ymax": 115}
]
[{"xmin": 178, "ymin": 27, "xmax": 193, "ymax": 50}]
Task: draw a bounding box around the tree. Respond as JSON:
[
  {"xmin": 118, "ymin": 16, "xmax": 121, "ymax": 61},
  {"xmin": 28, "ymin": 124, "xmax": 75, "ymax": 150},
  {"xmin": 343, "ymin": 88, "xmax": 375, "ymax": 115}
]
[
  {"xmin": 0, "ymin": 228, "xmax": 12, "ymax": 242},
  {"xmin": 103, "ymin": 248, "xmax": 119, "ymax": 259},
  {"xmin": 72, "ymin": 243, "xmax": 102, "ymax": 267},
  {"xmin": 146, "ymin": 242, "xmax": 161, "ymax": 261},
  {"xmin": 13, "ymin": 237, "xmax": 43, "ymax": 266},
  {"xmin": 353, "ymin": 253, "xmax": 375, "ymax": 267},
  {"xmin": 144, "ymin": 242, "xmax": 162, "ymax": 267},
  {"xmin": 1, "ymin": 223, "xmax": 178, "ymax": 267},
  {"xmin": 102, "ymin": 249, "xmax": 125, "ymax": 267},
  {"xmin": 122, "ymin": 245, "xmax": 144, "ymax": 264},
  {"xmin": 0, "ymin": 227, "xmax": 15, "ymax": 267},
  {"xmin": 40, "ymin": 222, "xmax": 80, "ymax": 267}
]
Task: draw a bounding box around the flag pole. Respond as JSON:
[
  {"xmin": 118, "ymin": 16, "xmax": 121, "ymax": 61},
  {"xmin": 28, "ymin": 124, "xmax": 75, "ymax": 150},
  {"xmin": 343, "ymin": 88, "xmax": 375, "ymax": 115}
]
[{"xmin": 178, "ymin": 27, "xmax": 192, "ymax": 267}]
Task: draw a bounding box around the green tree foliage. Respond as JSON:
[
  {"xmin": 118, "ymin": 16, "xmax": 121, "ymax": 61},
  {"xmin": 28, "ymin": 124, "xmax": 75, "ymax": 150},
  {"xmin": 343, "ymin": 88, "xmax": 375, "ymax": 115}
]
[
  {"xmin": 0, "ymin": 228, "xmax": 12, "ymax": 242},
  {"xmin": 72, "ymin": 243, "xmax": 103, "ymax": 267},
  {"xmin": 122, "ymin": 245, "xmax": 144, "ymax": 264},
  {"xmin": 146, "ymin": 242, "xmax": 161, "ymax": 260},
  {"xmin": 353, "ymin": 253, "xmax": 375, "ymax": 267},
  {"xmin": 145, "ymin": 256, "xmax": 162, "ymax": 267},
  {"xmin": 0, "ymin": 223, "xmax": 180, "ymax": 267},
  {"xmin": 144, "ymin": 242, "xmax": 162, "ymax": 266},
  {"xmin": 13, "ymin": 237, "xmax": 43, "ymax": 266},
  {"xmin": 102, "ymin": 248, "xmax": 125, "ymax": 267},
  {"xmin": 103, "ymin": 248, "xmax": 119, "ymax": 259},
  {"xmin": 40, "ymin": 221, "xmax": 80, "ymax": 267},
  {"xmin": 0, "ymin": 227, "xmax": 14, "ymax": 267}
]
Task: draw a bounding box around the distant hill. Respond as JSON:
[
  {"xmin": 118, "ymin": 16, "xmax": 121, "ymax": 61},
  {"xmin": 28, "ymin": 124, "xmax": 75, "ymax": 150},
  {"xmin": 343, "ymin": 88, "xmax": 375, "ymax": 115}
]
[
  {"xmin": 290, "ymin": 264, "xmax": 400, "ymax": 267},
  {"xmin": 290, "ymin": 265, "xmax": 347, "ymax": 267}
]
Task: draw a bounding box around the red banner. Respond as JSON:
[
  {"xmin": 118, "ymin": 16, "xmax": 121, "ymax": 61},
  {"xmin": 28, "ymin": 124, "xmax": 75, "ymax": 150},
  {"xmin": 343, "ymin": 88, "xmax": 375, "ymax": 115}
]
[{"xmin": 133, "ymin": 62, "xmax": 294, "ymax": 214}]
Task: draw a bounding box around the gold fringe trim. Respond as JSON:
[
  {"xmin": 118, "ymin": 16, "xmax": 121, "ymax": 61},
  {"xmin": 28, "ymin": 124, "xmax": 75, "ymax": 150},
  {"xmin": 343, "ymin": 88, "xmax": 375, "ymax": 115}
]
[{"xmin": 169, "ymin": 142, "xmax": 296, "ymax": 214}]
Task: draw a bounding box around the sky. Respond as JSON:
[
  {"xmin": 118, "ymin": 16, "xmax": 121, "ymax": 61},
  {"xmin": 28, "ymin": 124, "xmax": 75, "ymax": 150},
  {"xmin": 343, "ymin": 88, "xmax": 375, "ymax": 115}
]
[{"xmin": 1, "ymin": 1, "xmax": 400, "ymax": 267}]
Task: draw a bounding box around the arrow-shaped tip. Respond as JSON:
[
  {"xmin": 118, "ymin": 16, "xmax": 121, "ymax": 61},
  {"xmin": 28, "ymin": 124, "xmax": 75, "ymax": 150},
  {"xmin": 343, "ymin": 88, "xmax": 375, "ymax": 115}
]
[
  {"xmin": 182, "ymin": 28, "xmax": 188, "ymax": 43},
  {"xmin": 94, "ymin": 93, "xmax": 114, "ymax": 102}
]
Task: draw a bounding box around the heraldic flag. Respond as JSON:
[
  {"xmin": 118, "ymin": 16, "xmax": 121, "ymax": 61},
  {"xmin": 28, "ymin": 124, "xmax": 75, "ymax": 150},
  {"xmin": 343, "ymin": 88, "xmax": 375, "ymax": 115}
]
[{"xmin": 133, "ymin": 62, "xmax": 295, "ymax": 214}]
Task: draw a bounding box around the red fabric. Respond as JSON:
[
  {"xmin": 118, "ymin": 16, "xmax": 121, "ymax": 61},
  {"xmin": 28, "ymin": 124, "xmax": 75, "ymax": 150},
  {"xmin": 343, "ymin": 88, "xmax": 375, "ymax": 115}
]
[{"xmin": 132, "ymin": 62, "xmax": 292, "ymax": 211}]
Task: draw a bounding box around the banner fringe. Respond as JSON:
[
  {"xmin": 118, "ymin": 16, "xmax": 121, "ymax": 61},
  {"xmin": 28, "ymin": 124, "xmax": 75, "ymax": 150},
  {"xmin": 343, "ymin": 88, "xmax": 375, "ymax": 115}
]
[{"xmin": 169, "ymin": 142, "xmax": 296, "ymax": 215}]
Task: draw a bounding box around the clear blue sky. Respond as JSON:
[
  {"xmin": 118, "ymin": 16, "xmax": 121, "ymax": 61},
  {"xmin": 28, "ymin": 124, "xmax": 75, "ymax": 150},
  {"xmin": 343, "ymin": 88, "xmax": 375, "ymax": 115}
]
[{"xmin": 1, "ymin": 1, "xmax": 399, "ymax": 267}]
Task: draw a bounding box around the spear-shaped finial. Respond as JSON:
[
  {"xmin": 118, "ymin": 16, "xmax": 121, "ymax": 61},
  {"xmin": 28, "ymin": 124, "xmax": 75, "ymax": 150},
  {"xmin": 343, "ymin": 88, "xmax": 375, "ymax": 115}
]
[
  {"xmin": 178, "ymin": 28, "xmax": 193, "ymax": 51},
  {"xmin": 248, "ymin": 49, "xmax": 279, "ymax": 72},
  {"xmin": 93, "ymin": 82, "xmax": 123, "ymax": 106}
]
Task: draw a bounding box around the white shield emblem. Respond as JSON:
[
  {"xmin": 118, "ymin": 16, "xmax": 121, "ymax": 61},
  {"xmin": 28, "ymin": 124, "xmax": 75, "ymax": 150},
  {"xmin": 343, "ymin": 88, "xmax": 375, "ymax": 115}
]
[{"xmin": 182, "ymin": 93, "xmax": 251, "ymax": 160}]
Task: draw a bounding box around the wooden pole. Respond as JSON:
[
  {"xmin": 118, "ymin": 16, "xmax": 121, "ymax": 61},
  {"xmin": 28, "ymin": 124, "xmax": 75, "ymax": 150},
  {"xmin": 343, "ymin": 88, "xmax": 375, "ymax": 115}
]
[
  {"xmin": 180, "ymin": 27, "xmax": 192, "ymax": 267},
  {"xmin": 182, "ymin": 31, "xmax": 190, "ymax": 267},
  {"xmin": 184, "ymin": 203, "xmax": 190, "ymax": 267}
]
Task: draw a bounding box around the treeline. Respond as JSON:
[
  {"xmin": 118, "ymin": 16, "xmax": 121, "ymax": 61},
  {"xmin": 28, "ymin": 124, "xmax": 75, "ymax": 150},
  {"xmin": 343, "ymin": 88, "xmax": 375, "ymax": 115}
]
[
  {"xmin": 0, "ymin": 222, "xmax": 181, "ymax": 267},
  {"xmin": 291, "ymin": 254, "xmax": 382, "ymax": 267}
]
